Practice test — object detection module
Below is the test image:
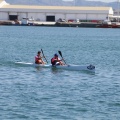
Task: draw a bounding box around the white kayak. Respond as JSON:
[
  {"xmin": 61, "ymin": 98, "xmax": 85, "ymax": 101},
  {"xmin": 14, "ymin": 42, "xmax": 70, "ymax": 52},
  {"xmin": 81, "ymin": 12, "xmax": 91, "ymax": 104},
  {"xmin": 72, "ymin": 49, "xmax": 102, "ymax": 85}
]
[{"xmin": 15, "ymin": 62, "xmax": 95, "ymax": 72}]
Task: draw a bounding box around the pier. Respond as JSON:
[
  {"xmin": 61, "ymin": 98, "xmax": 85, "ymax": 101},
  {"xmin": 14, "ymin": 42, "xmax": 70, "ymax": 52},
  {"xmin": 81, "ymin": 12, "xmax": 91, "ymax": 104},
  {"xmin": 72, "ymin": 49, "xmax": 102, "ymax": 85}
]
[{"xmin": 0, "ymin": 20, "xmax": 102, "ymax": 28}]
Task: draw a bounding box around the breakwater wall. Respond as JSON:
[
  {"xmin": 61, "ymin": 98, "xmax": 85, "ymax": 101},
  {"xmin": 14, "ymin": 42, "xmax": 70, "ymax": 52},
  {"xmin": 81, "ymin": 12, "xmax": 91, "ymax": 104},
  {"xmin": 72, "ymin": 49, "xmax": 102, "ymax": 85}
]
[{"xmin": 0, "ymin": 20, "xmax": 104, "ymax": 28}]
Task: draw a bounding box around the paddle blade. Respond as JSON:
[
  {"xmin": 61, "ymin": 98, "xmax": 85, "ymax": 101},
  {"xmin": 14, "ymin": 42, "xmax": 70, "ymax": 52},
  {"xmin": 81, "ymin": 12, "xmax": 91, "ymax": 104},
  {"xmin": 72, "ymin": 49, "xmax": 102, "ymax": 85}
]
[
  {"xmin": 58, "ymin": 51, "xmax": 62, "ymax": 57},
  {"xmin": 58, "ymin": 50, "xmax": 67, "ymax": 65}
]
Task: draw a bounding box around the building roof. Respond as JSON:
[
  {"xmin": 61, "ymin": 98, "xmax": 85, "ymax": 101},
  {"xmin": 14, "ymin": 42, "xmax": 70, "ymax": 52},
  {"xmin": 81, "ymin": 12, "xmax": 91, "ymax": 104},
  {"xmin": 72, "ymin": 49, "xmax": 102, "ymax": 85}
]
[
  {"xmin": 2, "ymin": 5, "xmax": 112, "ymax": 11},
  {"xmin": 0, "ymin": 0, "xmax": 9, "ymax": 8},
  {"xmin": 0, "ymin": 0, "xmax": 113, "ymax": 14}
]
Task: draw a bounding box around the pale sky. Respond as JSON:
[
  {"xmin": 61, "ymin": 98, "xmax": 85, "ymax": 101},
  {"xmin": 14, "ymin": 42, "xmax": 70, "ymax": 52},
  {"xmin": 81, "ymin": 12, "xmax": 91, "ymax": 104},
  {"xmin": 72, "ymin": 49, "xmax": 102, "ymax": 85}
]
[
  {"xmin": 87, "ymin": 0, "xmax": 117, "ymax": 2},
  {"xmin": 63, "ymin": 0, "xmax": 117, "ymax": 3}
]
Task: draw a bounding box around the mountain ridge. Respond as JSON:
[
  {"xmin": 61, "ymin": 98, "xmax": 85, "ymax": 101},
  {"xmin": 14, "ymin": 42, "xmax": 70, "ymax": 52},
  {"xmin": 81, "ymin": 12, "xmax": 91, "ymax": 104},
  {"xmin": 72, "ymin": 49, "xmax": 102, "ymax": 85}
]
[{"xmin": 5, "ymin": 0, "xmax": 119, "ymax": 10}]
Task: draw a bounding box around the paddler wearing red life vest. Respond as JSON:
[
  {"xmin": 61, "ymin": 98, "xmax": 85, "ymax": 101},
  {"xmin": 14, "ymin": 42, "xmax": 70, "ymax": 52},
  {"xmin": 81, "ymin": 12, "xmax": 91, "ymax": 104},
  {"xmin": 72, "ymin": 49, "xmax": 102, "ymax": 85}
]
[
  {"xmin": 51, "ymin": 53, "xmax": 64, "ymax": 66},
  {"xmin": 35, "ymin": 51, "xmax": 45, "ymax": 64}
]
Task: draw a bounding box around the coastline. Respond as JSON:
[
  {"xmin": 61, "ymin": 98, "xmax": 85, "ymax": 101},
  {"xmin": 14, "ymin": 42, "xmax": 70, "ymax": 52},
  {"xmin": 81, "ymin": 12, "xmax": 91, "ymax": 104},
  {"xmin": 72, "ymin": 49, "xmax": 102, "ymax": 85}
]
[
  {"xmin": 0, "ymin": 20, "xmax": 120, "ymax": 28},
  {"xmin": 0, "ymin": 20, "xmax": 101, "ymax": 28}
]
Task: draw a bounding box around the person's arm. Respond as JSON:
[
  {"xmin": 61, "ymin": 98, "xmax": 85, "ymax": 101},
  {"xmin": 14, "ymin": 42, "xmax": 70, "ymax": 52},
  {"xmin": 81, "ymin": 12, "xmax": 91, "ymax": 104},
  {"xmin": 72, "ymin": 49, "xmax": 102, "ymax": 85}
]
[
  {"xmin": 58, "ymin": 57, "xmax": 63, "ymax": 61},
  {"xmin": 40, "ymin": 55, "xmax": 45, "ymax": 64},
  {"xmin": 58, "ymin": 57, "xmax": 64, "ymax": 65},
  {"xmin": 38, "ymin": 56, "xmax": 43, "ymax": 60}
]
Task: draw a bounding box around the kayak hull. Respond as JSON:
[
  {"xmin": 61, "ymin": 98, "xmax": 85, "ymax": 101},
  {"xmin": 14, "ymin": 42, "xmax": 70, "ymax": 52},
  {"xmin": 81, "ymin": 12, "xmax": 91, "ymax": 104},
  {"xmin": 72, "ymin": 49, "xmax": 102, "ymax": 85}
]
[{"xmin": 15, "ymin": 62, "xmax": 95, "ymax": 72}]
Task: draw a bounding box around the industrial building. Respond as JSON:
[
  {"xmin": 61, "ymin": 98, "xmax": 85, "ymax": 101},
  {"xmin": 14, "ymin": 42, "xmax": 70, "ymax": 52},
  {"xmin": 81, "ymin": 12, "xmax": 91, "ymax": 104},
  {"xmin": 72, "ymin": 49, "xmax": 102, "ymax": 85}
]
[{"xmin": 0, "ymin": 0, "xmax": 113, "ymax": 22}]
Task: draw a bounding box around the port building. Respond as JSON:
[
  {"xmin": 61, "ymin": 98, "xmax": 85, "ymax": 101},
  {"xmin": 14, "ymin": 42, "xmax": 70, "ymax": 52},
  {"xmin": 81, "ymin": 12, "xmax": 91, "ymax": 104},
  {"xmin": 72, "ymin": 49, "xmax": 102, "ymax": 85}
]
[{"xmin": 0, "ymin": 0, "xmax": 113, "ymax": 22}]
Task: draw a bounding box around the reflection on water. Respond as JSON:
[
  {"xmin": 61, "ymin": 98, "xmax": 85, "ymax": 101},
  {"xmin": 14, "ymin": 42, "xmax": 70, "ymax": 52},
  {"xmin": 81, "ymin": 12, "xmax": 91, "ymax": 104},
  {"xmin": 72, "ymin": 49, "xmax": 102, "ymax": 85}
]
[
  {"xmin": 35, "ymin": 66, "xmax": 43, "ymax": 71},
  {"xmin": 35, "ymin": 66, "xmax": 63, "ymax": 74},
  {"xmin": 50, "ymin": 67, "xmax": 64, "ymax": 74}
]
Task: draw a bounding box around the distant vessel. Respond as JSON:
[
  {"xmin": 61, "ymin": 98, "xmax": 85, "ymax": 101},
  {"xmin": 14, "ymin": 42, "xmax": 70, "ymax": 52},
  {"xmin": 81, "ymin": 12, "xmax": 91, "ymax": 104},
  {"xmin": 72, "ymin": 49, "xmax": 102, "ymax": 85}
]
[
  {"xmin": 97, "ymin": 20, "xmax": 120, "ymax": 28},
  {"xmin": 97, "ymin": 0, "xmax": 120, "ymax": 28}
]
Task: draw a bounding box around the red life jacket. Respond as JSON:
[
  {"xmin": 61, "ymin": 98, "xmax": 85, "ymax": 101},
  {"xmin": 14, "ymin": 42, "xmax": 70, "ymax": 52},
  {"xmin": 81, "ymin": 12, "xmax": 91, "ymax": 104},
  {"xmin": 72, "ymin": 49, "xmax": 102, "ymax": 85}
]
[
  {"xmin": 35, "ymin": 55, "xmax": 40, "ymax": 64},
  {"xmin": 51, "ymin": 57, "xmax": 57, "ymax": 65}
]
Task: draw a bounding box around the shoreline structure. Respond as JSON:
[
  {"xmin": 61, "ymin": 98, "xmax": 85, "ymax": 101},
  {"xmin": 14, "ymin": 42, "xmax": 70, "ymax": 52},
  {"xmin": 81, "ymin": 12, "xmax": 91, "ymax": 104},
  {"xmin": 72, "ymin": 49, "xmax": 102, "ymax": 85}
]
[
  {"xmin": 0, "ymin": 0, "xmax": 120, "ymax": 28},
  {"xmin": 0, "ymin": 20, "xmax": 102, "ymax": 28}
]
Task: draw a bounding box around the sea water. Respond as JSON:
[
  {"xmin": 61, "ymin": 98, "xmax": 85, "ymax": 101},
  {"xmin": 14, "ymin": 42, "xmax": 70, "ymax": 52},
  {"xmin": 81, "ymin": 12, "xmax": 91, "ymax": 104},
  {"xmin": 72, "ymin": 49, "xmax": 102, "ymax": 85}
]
[{"xmin": 0, "ymin": 26, "xmax": 120, "ymax": 120}]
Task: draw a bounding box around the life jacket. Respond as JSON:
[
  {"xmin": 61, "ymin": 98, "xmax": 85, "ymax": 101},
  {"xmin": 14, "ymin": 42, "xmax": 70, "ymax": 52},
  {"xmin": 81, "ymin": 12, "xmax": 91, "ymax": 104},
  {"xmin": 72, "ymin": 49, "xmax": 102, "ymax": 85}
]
[
  {"xmin": 51, "ymin": 57, "xmax": 57, "ymax": 65},
  {"xmin": 35, "ymin": 55, "xmax": 40, "ymax": 64}
]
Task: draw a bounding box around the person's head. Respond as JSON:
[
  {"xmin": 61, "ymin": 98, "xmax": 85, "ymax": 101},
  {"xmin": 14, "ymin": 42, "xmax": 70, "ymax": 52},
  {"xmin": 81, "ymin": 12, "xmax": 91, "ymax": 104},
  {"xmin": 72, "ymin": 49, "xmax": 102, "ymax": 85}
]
[
  {"xmin": 37, "ymin": 51, "xmax": 41, "ymax": 55},
  {"xmin": 54, "ymin": 53, "xmax": 58, "ymax": 58}
]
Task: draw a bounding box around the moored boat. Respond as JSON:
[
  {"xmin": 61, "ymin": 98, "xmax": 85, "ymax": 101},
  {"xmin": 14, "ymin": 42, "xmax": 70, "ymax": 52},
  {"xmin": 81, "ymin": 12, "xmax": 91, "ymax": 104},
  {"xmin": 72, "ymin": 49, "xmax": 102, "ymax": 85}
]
[
  {"xmin": 97, "ymin": 24, "xmax": 120, "ymax": 28},
  {"xmin": 97, "ymin": 19, "xmax": 120, "ymax": 28}
]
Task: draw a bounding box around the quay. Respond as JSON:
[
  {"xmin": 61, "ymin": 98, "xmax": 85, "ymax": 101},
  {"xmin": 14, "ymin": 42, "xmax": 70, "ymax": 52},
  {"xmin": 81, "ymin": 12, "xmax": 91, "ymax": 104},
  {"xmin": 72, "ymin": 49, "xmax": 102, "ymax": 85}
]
[
  {"xmin": 0, "ymin": 20, "xmax": 102, "ymax": 28},
  {"xmin": 0, "ymin": 0, "xmax": 117, "ymax": 28}
]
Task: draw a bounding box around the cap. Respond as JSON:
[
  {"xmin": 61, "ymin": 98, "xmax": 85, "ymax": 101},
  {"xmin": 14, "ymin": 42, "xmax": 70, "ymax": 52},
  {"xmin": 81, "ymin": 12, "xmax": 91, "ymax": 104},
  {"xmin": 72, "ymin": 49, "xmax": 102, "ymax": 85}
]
[{"xmin": 54, "ymin": 53, "xmax": 58, "ymax": 57}]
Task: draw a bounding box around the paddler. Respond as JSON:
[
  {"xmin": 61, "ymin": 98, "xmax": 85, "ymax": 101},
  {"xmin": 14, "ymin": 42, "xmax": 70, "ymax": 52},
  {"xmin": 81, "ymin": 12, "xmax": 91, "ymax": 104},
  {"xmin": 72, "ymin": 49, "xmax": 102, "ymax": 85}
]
[
  {"xmin": 35, "ymin": 51, "xmax": 45, "ymax": 64},
  {"xmin": 51, "ymin": 53, "xmax": 64, "ymax": 66}
]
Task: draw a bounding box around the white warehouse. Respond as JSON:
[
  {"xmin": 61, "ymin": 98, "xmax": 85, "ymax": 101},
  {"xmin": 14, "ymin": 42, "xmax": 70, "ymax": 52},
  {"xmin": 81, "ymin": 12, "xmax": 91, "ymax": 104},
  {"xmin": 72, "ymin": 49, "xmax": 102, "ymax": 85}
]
[{"xmin": 0, "ymin": 0, "xmax": 113, "ymax": 22}]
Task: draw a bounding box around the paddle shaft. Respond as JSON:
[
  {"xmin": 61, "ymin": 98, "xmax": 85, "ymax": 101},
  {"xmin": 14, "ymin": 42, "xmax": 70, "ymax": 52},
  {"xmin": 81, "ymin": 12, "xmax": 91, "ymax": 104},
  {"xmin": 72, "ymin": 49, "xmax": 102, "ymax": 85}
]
[{"xmin": 41, "ymin": 49, "xmax": 48, "ymax": 63}]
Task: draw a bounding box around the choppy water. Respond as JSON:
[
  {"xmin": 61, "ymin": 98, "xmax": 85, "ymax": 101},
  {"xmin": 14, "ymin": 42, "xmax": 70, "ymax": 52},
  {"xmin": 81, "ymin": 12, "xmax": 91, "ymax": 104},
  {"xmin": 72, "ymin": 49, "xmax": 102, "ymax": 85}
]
[{"xmin": 0, "ymin": 26, "xmax": 120, "ymax": 120}]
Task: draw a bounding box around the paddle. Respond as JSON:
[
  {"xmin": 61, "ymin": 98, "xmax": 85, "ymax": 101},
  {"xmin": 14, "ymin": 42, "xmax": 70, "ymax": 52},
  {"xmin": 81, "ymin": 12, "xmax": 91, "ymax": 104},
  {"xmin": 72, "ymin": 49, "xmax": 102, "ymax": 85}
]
[
  {"xmin": 41, "ymin": 49, "xmax": 48, "ymax": 63},
  {"xmin": 58, "ymin": 50, "xmax": 67, "ymax": 65}
]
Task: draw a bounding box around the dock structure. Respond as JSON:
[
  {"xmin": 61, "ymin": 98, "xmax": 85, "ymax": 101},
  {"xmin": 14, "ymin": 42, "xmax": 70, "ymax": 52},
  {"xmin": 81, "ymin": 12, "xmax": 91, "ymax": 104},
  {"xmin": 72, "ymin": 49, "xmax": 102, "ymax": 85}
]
[{"xmin": 0, "ymin": 0, "xmax": 113, "ymax": 25}]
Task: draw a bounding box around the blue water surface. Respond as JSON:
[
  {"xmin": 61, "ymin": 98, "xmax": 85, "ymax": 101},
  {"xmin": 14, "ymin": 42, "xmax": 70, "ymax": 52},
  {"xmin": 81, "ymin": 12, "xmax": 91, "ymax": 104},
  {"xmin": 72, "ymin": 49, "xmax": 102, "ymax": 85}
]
[{"xmin": 0, "ymin": 26, "xmax": 120, "ymax": 120}]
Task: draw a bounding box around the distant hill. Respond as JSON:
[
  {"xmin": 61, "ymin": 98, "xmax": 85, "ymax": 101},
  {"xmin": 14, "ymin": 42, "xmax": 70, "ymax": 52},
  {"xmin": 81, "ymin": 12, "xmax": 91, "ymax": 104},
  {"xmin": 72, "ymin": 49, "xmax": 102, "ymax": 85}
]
[{"xmin": 6, "ymin": 0, "xmax": 119, "ymax": 10}]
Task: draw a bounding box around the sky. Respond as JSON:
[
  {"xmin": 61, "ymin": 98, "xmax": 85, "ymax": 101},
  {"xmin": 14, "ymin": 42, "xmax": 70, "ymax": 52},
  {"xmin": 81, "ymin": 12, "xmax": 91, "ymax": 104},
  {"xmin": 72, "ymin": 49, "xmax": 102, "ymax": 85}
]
[
  {"xmin": 87, "ymin": 0, "xmax": 117, "ymax": 2},
  {"xmin": 63, "ymin": 0, "xmax": 117, "ymax": 3}
]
